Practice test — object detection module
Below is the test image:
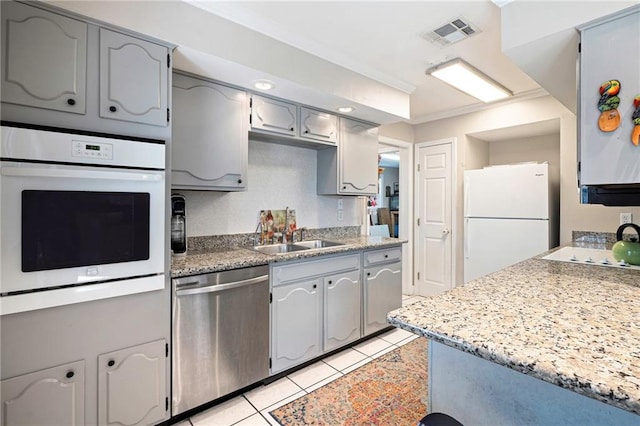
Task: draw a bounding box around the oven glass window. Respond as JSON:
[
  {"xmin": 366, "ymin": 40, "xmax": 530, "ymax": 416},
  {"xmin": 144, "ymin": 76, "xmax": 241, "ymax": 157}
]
[{"xmin": 22, "ymin": 191, "xmax": 150, "ymax": 272}]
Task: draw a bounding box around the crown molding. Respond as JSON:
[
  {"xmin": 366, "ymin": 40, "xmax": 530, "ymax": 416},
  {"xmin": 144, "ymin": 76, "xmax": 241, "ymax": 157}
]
[{"xmin": 408, "ymin": 88, "xmax": 549, "ymax": 125}]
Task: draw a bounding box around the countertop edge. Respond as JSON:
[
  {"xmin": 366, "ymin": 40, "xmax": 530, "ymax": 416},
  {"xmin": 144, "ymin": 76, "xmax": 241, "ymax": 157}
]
[
  {"xmin": 171, "ymin": 237, "xmax": 406, "ymax": 278},
  {"xmin": 387, "ymin": 314, "xmax": 640, "ymax": 415},
  {"xmin": 386, "ymin": 247, "xmax": 640, "ymax": 416}
]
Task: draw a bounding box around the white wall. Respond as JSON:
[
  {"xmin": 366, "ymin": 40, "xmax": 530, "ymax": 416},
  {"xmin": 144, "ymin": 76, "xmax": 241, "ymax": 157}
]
[
  {"xmin": 414, "ymin": 95, "xmax": 640, "ymax": 286},
  {"xmin": 500, "ymin": 1, "xmax": 638, "ymax": 114},
  {"xmin": 182, "ymin": 140, "xmax": 360, "ymax": 237},
  {"xmin": 379, "ymin": 122, "xmax": 415, "ymax": 143}
]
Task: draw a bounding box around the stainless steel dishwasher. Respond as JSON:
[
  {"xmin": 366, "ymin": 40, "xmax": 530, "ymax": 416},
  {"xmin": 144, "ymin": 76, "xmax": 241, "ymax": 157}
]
[{"xmin": 172, "ymin": 265, "xmax": 269, "ymax": 416}]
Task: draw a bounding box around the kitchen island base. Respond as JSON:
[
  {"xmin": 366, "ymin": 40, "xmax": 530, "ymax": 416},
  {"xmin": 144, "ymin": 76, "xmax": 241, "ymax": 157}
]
[{"xmin": 429, "ymin": 341, "xmax": 639, "ymax": 425}]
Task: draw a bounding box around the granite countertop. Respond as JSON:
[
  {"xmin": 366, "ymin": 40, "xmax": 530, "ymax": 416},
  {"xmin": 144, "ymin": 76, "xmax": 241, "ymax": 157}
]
[
  {"xmin": 388, "ymin": 246, "xmax": 640, "ymax": 415},
  {"xmin": 171, "ymin": 236, "xmax": 405, "ymax": 278}
]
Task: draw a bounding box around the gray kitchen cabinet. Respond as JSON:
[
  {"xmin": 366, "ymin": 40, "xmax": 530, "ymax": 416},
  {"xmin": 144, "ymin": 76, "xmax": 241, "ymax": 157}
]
[
  {"xmin": 578, "ymin": 7, "xmax": 640, "ymax": 193},
  {"xmin": 99, "ymin": 28, "xmax": 169, "ymax": 127},
  {"xmin": 363, "ymin": 247, "xmax": 403, "ymax": 335},
  {"xmin": 97, "ymin": 339, "xmax": 167, "ymax": 426},
  {"xmin": 299, "ymin": 107, "xmax": 338, "ymax": 144},
  {"xmin": 323, "ymin": 270, "xmax": 361, "ymax": 352},
  {"xmin": 0, "ymin": 360, "xmax": 85, "ymax": 426},
  {"xmin": 0, "ymin": 1, "xmax": 172, "ymax": 140},
  {"xmin": 271, "ymin": 253, "xmax": 360, "ymax": 373},
  {"xmin": 317, "ymin": 118, "xmax": 379, "ymax": 195},
  {"xmin": 1, "ymin": 1, "xmax": 87, "ymax": 115},
  {"xmin": 172, "ymin": 72, "xmax": 248, "ymax": 190},
  {"xmin": 250, "ymin": 95, "xmax": 297, "ymax": 137},
  {"xmin": 271, "ymin": 278, "xmax": 322, "ymax": 373}
]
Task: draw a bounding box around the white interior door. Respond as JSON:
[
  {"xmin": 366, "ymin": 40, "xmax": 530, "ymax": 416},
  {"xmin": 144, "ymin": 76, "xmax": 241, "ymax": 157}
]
[{"xmin": 415, "ymin": 141, "xmax": 454, "ymax": 296}]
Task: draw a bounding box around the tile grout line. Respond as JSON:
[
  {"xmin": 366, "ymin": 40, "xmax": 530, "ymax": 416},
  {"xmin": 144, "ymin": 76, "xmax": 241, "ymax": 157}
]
[{"xmin": 258, "ymin": 378, "xmax": 307, "ymax": 415}]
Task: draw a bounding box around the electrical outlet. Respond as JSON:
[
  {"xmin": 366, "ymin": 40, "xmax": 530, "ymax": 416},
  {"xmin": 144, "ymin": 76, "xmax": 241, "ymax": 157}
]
[
  {"xmin": 337, "ymin": 210, "xmax": 343, "ymax": 221},
  {"xmin": 337, "ymin": 198, "xmax": 343, "ymax": 210},
  {"xmin": 620, "ymin": 212, "xmax": 633, "ymax": 225}
]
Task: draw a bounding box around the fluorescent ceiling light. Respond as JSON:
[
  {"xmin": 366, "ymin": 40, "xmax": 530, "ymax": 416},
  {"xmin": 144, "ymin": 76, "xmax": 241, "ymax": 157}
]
[{"xmin": 426, "ymin": 59, "xmax": 511, "ymax": 103}]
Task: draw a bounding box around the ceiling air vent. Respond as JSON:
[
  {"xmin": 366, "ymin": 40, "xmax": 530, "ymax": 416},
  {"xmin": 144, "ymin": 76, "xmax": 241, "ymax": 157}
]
[{"xmin": 422, "ymin": 17, "xmax": 481, "ymax": 47}]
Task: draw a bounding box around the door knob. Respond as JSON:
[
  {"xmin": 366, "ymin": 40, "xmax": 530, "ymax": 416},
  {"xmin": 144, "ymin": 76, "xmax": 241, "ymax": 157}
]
[{"xmin": 442, "ymin": 228, "xmax": 450, "ymax": 236}]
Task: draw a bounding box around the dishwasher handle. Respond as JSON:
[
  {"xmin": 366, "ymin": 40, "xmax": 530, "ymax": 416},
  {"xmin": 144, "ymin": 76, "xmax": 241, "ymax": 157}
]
[{"xmin": 175, "ymin": 275, "xmax": 268, "ymax": 296}]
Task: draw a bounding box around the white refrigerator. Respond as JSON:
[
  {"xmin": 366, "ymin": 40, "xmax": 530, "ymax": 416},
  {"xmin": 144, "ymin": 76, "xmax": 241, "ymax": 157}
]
[{"xmin": 464, "ymin": 163, "xmax": 556, "ymax": 283}]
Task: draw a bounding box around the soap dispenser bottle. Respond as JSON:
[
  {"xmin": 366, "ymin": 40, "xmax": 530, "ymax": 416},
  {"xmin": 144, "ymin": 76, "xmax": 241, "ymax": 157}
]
[{"xmin": 171, "ymin": 194, "xmax": 187, "ymax": 255}]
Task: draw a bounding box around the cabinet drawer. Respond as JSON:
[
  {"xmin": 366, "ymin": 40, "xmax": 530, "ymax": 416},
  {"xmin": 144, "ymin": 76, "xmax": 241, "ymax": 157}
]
[
  {"xmin": 363, "ymin": 247, "xmax": 402, "ymax": 267},
  {"xmin": 272, "ymin": 253, "xmax": 360, "ymax": 287}
]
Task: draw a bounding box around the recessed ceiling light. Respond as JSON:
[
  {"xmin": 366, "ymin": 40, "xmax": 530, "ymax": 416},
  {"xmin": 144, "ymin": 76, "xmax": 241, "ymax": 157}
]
[
  {"xmin": 426, "ymin": 58, "xmax": 511, "ymax": 103},
  {"xmin": 337, "ymin": 106, "xmax": 355, "ymax": 113},
  {"xmin": 253, "ymin": 79, "xmax": 275, "ymax": 90}
]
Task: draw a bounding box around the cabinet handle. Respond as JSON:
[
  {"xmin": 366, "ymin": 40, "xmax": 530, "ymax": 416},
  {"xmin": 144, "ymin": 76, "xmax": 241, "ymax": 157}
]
[
  {"xmin": 342, "ymin": 186, "xmax": 347, "ymax": 190},
  {"xmin": 109, "ymin": 106, "xmax": 117, "ymax": 113},
  {"xmin": 328, "ymin": 280, "xmax": 332, "ymax": 284},
  {"xmin": 290, "ymin": 127, "xmax": 294, "ymax": 131},
  {"xmin": 384, "ymin": 254, "xmax": 388, "ymax": 258},
  {"xmin": 108, "ymin": 359, "xmax": 115, "ymax": 367},
  {"xmin": 237, "ymin": 179, "xmax": 243, "ymax": 184},
  {"xmin": 313, "ymin": 284, "xmax": 317, "ymax": 289},
  {"xmin": 304, "ymin": 130, "xmax": 309, "ymax": 134},
  {"xmin": 66, "ymin": 370, "xmax": 74, "ymax": 379},
  {"xmin": 67, "ymin": 98, "xmax": 76, "ymax": 106},
  {"xmin": 367, "ymin": 272, "xmax": 371, "ymax": 276}
]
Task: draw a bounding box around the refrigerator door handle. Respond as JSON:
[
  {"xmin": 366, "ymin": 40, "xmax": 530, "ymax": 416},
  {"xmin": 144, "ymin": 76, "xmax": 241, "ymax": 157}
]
[
  {"xmin": 463, "ymin": 175, "xmax": 470, "ymax": 215},
  {"xmin": 464, "ymin": 219, "xmax": 469, "ymax": 259}
]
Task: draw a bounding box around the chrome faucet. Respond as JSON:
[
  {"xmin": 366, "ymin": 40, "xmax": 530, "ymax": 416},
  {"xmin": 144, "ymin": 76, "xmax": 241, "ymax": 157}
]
[
  {"xmin": 254, "ymin": 219, "xmax": 263, "ymax": 246},
  {"xmin": 282, "ymin": 207, "xmax": 289, "ymax": 244},
  {"xmin": 292, "ymin": 227, "xmax": 305, "ymax": 243}
]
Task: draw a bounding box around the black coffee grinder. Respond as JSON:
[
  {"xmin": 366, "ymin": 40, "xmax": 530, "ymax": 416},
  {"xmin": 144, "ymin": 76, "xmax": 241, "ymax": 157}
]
[{"xmin": 171, "ymin": 194, "xmax": 187, "ymax": 255}]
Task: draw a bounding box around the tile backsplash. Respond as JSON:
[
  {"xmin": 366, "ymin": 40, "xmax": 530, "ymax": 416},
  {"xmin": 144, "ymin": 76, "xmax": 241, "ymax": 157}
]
[{"xmin": 178, "ymin": 140, "xmax": 362, "ymax": 237}]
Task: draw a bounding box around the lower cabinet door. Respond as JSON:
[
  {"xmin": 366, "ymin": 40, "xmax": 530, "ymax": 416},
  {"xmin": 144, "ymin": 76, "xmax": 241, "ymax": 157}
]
[
  {"xmin": 1, "ymin": 360, "xmax": 85, "ymax": 426},
  {"xmin": 364, "ymin": 261, "xmax": 402, "ymax": 335},
  {"xmin": 98, "ymin": 339, "xmax": 167, "ymax": 426},
  {"xmin": 271, "ymin": 279, "xmax": 322, "ymax": 373},
  {"xmin": 324, "ymin": 270, "xmax": 361, "ymax": 352}
]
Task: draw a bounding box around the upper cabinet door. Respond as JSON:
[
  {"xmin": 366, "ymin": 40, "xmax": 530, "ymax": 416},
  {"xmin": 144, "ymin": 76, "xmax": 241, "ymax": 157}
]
[
  {"xmin": 172, "ymin": 73, "xmax": 248, "ymax": 190},
  {"xmin": 340, "ymin": 118, "xmax": 378, "ymax": 195},
  {"xmin": 250, "ymin": 95, "xmax": 297, "ymax": 136},
  {"xmin": 1, "ymin": 1, "xmax": 87, "ymax": 114},
  {"xmin": 299, "ymin": 107, "xmax": 338, "ymax": 144},
  {"xmin": 99, "ymin": 28, "xmax": 168, "ymax": 127}
]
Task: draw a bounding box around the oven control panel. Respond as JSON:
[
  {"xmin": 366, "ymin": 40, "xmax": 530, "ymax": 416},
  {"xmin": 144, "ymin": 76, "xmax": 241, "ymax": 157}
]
[{"xmin": 72, "ymin": 140, "xmax": 113, "ymax": 160}]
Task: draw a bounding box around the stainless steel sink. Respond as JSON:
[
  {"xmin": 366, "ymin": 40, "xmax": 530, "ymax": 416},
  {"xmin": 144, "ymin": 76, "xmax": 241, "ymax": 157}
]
[
  {"xmin": 249, "ymin": 240, "xmax": 346, "ymax": 255},
  {"xmin": 250, "ymin": 243, "xmax": 309, "ymax": 255},
  {"xmin": 292, "ymin": 239, "xmax": 345, "ymax": 249}
]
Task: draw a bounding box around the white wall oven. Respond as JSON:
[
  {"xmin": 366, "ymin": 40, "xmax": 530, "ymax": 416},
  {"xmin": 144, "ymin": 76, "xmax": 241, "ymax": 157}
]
[{"xmin": 0, "ymin": 124, "xmax": 166, "ymax": 315}]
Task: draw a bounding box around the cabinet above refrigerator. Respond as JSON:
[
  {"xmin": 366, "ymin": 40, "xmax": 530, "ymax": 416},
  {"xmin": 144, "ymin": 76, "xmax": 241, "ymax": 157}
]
[{"xmin": 578, "ymin": 5, "xmax": 640, "ymax": 205}]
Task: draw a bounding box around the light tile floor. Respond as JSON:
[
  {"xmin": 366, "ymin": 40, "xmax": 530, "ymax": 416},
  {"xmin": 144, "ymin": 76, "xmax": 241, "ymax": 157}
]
[{"xmin": 177, "ymin": 294, "xmax": 425, "ymax": 426}]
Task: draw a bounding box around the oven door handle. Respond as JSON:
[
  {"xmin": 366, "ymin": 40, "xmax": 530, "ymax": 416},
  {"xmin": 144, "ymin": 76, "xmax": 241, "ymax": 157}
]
[
  {"xmin": 175, "ymin": 275, "xmax": 268, "ymax": 296},
  {"xmin": 1, "ymin": 166, "xmax": 163, "ymax": 182}
]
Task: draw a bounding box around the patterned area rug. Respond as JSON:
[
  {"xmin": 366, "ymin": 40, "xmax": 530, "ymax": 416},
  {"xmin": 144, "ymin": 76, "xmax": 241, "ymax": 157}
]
[{"xmin": 269, "ymin": 338, "xmax": 428, "ymax": 426}]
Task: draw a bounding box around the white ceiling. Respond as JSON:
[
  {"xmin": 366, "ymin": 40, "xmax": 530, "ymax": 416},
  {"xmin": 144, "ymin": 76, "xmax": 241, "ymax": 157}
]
[{"xmin": 188, "ymin": 0, "xmax": 544, "ymax": 124}]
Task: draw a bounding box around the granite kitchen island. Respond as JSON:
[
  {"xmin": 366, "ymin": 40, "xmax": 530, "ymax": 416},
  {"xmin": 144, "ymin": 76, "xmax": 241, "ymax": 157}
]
[{"xmin": 388, "ymin": 245, "xmax": 640, "ymax": 425}]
